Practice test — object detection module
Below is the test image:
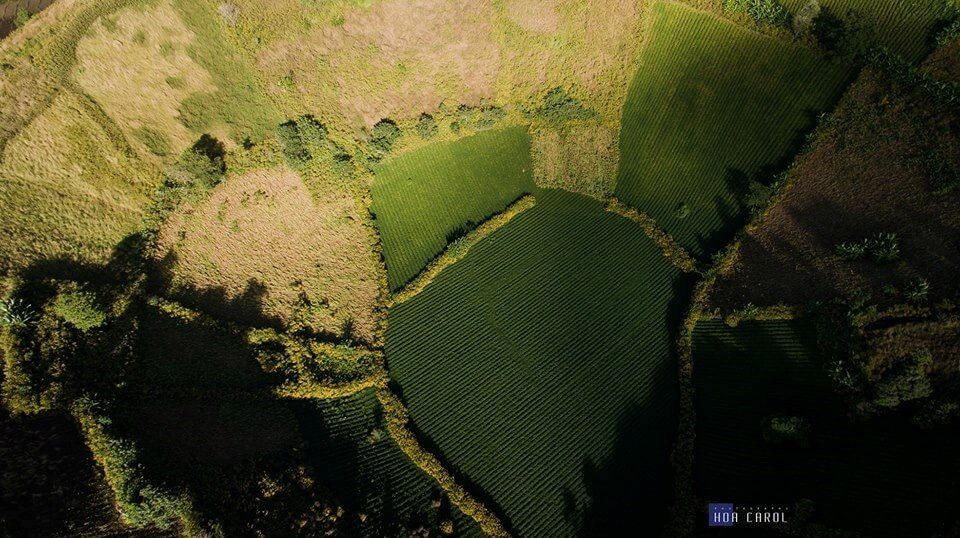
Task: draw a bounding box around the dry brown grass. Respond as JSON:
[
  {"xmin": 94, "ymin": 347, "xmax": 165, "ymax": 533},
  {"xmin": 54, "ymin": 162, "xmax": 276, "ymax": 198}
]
[
  {"xmin": 154, "ymin": 166, "xmax": 379, "ymax": 342},
  {"xmin": 257, "ymin": 0, "xmax": 500, "ymax": 129},
  {"xmin": 73, "ymin": 0, "xmax": 217, "ymax": 158},
  {"xmin": 0, "ymin": 90, "xmax": 155, "ymax": 274},
  {"xmin": 504, "ymin": 0, "xmax": 562, "ymax": 33}
]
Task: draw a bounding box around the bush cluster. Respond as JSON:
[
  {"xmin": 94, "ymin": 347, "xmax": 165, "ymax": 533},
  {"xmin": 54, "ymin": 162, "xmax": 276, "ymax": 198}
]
[
  {"xmin": 247, "ymin": 328, "xmax": 381, "ymax": 389},
  {"xmin": 724, "ymin": 0, "xmax": 790, "ymax": 27},
  {"xmin": 866, "ymin": 48, "xmax": 960, "ymax": 106},
  {"xmin": 835, "ymin": 232, "xmax": 899, "ymax": 263},
  {"xmin": 368, "ymin": 119, "xmax": 401, "ymax": 161},
  {"xmin": 536, "ymin": 87, "xmax": 593, "ymax": 124}
]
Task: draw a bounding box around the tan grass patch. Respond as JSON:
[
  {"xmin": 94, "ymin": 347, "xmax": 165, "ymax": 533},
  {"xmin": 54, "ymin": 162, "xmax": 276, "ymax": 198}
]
[
  {"xmin": 0, "ymin": 90, "xmax": 154, "ymax": 273},
  {"xmin": 257, "ymin": 0, "xmax": 500, "ymax": 128},
  {"xmin": 155, "ymin": 166, "xmax": 379, "ymax": 342},
  {"xmin": 530, "ymin": 122, "xmax": 617, "ymax": 198},
  {"xmin": 504, "ymin": 0, "xmax": 561, "ymax": 33},
  {"xmin": 73, "ymin": 0, "xmax": 217, "ymax": 157}
]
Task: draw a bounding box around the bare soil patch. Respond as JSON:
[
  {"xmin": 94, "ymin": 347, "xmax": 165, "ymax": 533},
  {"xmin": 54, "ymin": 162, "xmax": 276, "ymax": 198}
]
[
  {"xmin": 154, "ymin": 166, "xmax": 380, "ymax": 342},
  {"xmin": 711, "ymin": 70, "xmax": 960, "ymax": 312}
]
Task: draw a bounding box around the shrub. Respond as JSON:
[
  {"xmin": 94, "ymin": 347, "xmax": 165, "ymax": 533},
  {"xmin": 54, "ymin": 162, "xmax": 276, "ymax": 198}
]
[
  {"xmin": 675, "ymin": 202, "xmax": 690, "ymax": 220},
  {"xmin": 14, "ymin": 8, "xmax": 32, "ymax": 29},
  {"xmin": 873, "ymin": 349, "xmax": 932, "ymax": 408},
  {"xmin": 369, "ymin": 119, "xmax": 400, "ymax": 160},
  {"xmin": 0, "ymin": 299, "xmax": 36, "ymax": 327},
  {"xmin": 476, "ymin": 105, "xmax": 506, "ymax": 129},
  {"xmin": 416, "ymin": 113, "xmax": 438, "ymax": 139},
  {"xmin": 178, "ymin": 135, "xmax": 226, "ymax": 188},
  {"xmin": 725, "ymin": 0, "xmax": 790, "ymax": 27},
  {"xmin": 537, "ymin": 87, "xmax": 593, "ymax": 124},
  {"xmin": 835, "ymin": 232, "xmax": 898, "ymax": 263},
  {"xmin": 905, "ymin": 277, "xmax": 930, "ymax": 304},
  {"xmin": 936, "ymin": 17, "xmax": 960, "ymax": 46},
  {"xmin": 745, "ymin": 180, "xmax": 774, "ymax": 211},
  {"xmin": 277, "ymin": 120, "xmax": 310, "ymax": 167},
  {"xmin": 763, "ymin": 416, "xmax": 811, "ymax": 445},
  {"xmin": 133, "ymin": 126, "xmax": 172, "ymax": 157},
  {"xmin": 52, "ymin": 290, "xmax": 106, "ymax": 332}
]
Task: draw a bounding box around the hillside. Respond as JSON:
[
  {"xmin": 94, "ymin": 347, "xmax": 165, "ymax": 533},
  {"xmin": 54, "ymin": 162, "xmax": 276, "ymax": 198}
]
[{"xmin": 2, "ymin": 0, "xmax": 959, "ymax": 536}]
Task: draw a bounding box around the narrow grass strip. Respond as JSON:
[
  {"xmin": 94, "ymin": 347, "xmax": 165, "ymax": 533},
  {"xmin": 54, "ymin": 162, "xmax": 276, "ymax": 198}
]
[
  {"xmin": 605, "ymin": 197, "xmax": 700, "ymax": 273},
  {"xmin": 389, "ymin": 195, "xmax": 536, "ymax": 306},
  {"xmin": 275, "ymin": 372, "xmax": 386, "ymax": 400},
  {"xmin": 375, "ymin": 388, "xmax": 510, "ymax": 538}
]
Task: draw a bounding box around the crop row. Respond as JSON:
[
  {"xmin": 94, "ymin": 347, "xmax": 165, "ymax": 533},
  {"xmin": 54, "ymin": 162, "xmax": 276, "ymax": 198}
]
[
  {"xmin": 386, "ymin": 189, "xmax": 694, "ymax": 536},
  {"xmin": 370, "ymin": 126, "xmax": 535, "ymax": 291},
  {"xmin": 615, "ymin": 1, "xmax": 853, "ymax": 258}
]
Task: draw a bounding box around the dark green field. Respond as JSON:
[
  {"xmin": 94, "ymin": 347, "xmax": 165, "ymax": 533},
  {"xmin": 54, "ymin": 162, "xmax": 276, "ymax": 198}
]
[
  {"xmin": 371, "ymin": 126, "xmax": 535, "ymax": 290},
  {"xmin": 386, "ymin": 189, "xmax": 693, "ymax": 536},
  {"xmin": 616, "ymin": 1, "xmax": 852, "ymax": 257}
]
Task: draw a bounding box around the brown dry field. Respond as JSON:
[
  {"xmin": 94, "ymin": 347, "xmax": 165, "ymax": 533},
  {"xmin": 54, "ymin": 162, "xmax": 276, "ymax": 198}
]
[
  {"xmin": 710, "ymin": 70, "xmax": 960, "ymax": 312},
  {"xmin": 154, "ymin": 166, "xmax": 380, "ymax": 342},
  {"xmin": 923, "ymin": 39, "xmax": 960, "ymax": 81},
  {"xmin": 258, "ymin": 0, "xmax": 500, "ymax": 129}
]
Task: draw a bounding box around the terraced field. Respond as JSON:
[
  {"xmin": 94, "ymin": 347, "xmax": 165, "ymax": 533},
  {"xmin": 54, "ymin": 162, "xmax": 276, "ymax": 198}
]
[
  {"xmin": 371, "ymin": 126, "xmax": 535, "ymax": 290},
  {"xmin": 616, "ymin": 1, "xmax": 852, "ymax": 257},
  {"xmin": 385, "ymin": 189, "xmax": 693, "ymax": 536},
  {"xmin": 781, "ymin": 0, "xmax": 957, "ymax": 62},
  {"xmin": 294, "ymin": 389, "xmax": 483, "ymax": 536},
  {"xmin": 693, "ymin": 319, "xmax": 960, "ymax": 535}
]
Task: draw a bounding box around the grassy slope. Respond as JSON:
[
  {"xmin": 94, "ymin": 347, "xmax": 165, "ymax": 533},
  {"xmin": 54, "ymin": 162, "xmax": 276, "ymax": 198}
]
[
  {"xmin": 371, "ymin": 126, "xmax": 535, "ymax": 291},
  {"xmin": 693, "ymin": 318, "xmax": 960, "ymax": 535},
  {"xmin": 616, "ymin": 1, "xmax": 853, "ymax": 258},
  {"xmin": 386, "ymin": 189, "xmax": 693, "ymax": 536},
  {"xmin": 0, "ymin": 89, "xmax": 155, "ymax": 273}
]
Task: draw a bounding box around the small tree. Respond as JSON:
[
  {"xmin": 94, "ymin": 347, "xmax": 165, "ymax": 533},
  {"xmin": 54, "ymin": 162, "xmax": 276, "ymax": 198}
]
[
  {"xmin": 14, "ymin": 8, "xmax": 31, "ymax": 29},
  {"xmin": 52, "ymin": 290, "xmax": 106, "ymax": 332},
  {"xmin": 416, "ymin": 113, "xmax": 438, "ymax": 139}
]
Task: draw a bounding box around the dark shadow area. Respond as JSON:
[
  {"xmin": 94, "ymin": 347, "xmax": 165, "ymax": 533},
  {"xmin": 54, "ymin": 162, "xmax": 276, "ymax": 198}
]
[
  {"xmin": 691, "ymin": 320, "xmax": 960, "ymax": 536},
  {"xmin": 150, "ymin": 249, "xmax": 286, "ymax": 330}
]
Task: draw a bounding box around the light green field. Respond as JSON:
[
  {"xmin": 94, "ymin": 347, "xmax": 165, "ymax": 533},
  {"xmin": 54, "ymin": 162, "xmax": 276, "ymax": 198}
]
[
  {"xmin": 385, "ymin": 189, "xmax": 693, "ymax": 536},
  {"xmin": 616, "ymin": 1, "xmax": 853, "ymax": 257},
  {"xmin": 371, "ymin": 126, "xmax": 535, "ymax": 291}
]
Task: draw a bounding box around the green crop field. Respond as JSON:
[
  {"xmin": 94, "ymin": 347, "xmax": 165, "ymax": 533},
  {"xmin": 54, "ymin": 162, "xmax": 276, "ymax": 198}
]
[
  {"xmin": 616, "ymin": 1, "xmax": 853, "ymax": 257},
  {"xmin": 294, "ymin": 389, "xmax": 482, "ymax": 536},
  {"xmin": 781, "ymin": 0, "xmax": 957, "ymax": 62},
  {"xmin": 371, "ymin": 126, "xmax": 535, "ymax": 291},
  {"xmin": 385, "ymin": 189, "xmax": 694, "ymax": 536},
  {"xmin": 693, "ymin": 319, "xmax": 960, "ymax": 535}
]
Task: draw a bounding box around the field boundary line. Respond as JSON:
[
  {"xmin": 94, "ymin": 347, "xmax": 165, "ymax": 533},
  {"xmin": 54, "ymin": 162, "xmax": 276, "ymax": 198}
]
[
  {"xmin": 605, "ymin": 197, "xmax": 700, "ymax": 273},
  {"xmin": 375, "ymin": 387, "xmax": 511, "ymax": 537},
  {"xmin": 388, "ymin": 194, "xmax": 537, "ymax": 307},
  {"xmin": 275, "ymin": 372, "xmax": 386, "ymax": 400}
]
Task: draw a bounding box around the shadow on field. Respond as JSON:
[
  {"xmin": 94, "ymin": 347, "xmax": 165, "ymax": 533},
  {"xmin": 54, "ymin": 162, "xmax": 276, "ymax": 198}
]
[{"xmin": 151, "ymin": 249, "xmax": 285, "ymax": 330}]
